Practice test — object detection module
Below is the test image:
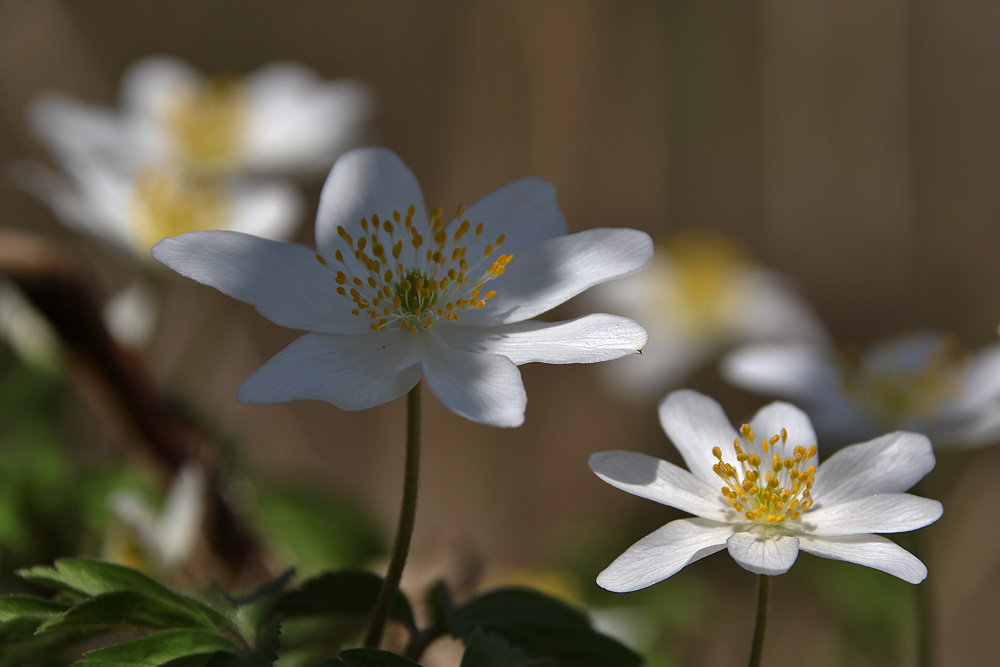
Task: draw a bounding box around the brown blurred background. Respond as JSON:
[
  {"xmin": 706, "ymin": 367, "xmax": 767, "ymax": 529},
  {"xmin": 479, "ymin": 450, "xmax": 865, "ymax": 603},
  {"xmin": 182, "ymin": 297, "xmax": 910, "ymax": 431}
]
[{"xmin": 1, "ymin": 1, "xmax": 999, "ymax": 665}]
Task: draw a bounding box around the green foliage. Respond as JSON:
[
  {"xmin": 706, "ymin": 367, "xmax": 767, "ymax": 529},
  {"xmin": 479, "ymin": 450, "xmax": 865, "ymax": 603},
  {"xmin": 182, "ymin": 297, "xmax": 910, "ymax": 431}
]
[
  {"xmin": 445, "ymin": 587, "xmax": 642, "ymax": 667},
  {"xmin": 321, "ymin": 648, "xmax": 423, "ymax": 666},
  {"xmin": 1, "ymin": 557, "xmax": 640, "ymax": 666},
  {"xmin": 459, "ymin": 629, "xmax": 556, "ymax": 667},
  {"xmin": 277, "ymin": 570, "xmax": 415, "ymax": 629}
]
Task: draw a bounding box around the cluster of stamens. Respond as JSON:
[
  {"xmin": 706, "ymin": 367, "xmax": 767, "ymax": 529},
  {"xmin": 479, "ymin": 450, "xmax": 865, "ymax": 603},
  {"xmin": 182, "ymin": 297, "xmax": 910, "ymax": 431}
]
[
  {"xmin": 712, "ymin": 424, "xmax": 817, "ymax": 525},
  {"xmin": 318, "ymin": 204, "xmax": 513, "ymax": 333},
  {"xmin": 131, "ymin": 169, "xmax": 228, "ymax": 249},
  {"xmin": 166, "ymin": 77, "xmax": 246, "ymax": 171}
]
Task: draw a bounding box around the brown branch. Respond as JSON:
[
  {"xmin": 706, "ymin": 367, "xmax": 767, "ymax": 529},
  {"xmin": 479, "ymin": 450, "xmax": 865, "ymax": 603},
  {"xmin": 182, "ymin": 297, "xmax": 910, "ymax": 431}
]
[{"xmin": 0, "ymin": 228, "xmax": 271, "ymax": 582}]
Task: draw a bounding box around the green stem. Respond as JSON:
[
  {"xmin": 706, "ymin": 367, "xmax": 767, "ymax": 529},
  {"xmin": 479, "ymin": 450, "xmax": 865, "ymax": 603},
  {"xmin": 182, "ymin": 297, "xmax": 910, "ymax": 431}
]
[
  {"xmin": 747, "ymin": 574, "xmax": 771, "ymax": 667},
  {"xmin": 364, "ymin": 382, "xmax": 422, "ymax": 649}
]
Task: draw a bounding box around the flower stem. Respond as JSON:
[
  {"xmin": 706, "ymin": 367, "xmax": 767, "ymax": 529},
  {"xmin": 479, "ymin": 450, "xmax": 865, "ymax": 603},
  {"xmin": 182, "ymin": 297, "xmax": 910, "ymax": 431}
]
[
  {"xmin": 364, "ymin": 382, "xmax": 422, "ymax": 649},
  {"xmin": 747, "ymin": 574, "xmax": 771, "ymax": 667}
]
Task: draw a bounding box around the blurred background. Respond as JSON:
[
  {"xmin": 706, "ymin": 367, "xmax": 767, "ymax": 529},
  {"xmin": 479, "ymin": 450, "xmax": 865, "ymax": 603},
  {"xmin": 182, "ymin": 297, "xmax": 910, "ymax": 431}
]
[{"xmin": 1, "ymin": 1, "xmax": 998, "ymax": 665}]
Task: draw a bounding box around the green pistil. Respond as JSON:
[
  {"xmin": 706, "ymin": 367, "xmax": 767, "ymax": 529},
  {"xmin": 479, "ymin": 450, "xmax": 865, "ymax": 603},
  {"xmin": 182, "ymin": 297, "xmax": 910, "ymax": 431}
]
[{"xmin": 395, "ymin": 268, "xmax": 436, "ymax": 315}]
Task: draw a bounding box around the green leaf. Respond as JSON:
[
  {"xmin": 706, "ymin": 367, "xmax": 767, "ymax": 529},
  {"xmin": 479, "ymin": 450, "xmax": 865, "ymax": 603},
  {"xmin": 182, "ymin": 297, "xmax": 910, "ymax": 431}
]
[
  {"xmin": 0, "ymin": 595, "xmax": 69, "ymax": 621},
  {"xmin": 18, "ymin": 559, "xmax": 235, "ymax": 632},
  {"xmin": 448, "ymin": 588, "xmax": 590, "ymax": 639},
  {"xmin": 75, "ymin": 628, "xmax": 238, "ymax": 666},
  {"xmin": 322, "ymin": 648, "xmax": 424, "ymax": 666},
  {"xmin": 228, "ymin": 568, "xmax": 293, "ymax": 650},
  {"xmin": 277, "ymin": 570, "xmax": 414, "ymax": 628},
  {"xmin": 448, "ymin": 588, "xmax": 642, "ymax": 667},
  {"xmin": 459, "ymin": 629, "xmax": 556, "ymax": 667},
  {"xmin": 37, "ymin": 590, "xmax": 218, "ymax": 634}
]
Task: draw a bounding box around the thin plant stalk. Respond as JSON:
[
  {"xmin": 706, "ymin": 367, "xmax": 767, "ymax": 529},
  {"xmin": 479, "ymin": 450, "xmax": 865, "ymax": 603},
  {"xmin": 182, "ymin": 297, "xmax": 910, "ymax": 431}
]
[
  {"xmin": 364, "ymin": 382, "xmax": 423, "ymax": 648},
  {"xmin": 748, "ymin": 574, "xmax": 771, "ymax": 667}
]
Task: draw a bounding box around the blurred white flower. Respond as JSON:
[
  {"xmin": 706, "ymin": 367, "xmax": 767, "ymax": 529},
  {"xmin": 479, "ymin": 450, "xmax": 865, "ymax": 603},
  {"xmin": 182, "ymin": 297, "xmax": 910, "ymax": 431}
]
[
  {"xmin": 29, "ymin": 56, "xmax": 373, "ymax": 176},
  {"xmin": 589, "ymin": 390, "xmax": 942, "ymax": 591},
  {"xmin": 588, "ymin": 231, "xmax": 827, "ymax": 397},
  {"xmin": 153, "ymin": 147, "xmax": 652, "ymax": 427},
  {"xmin": 105, "ymin": 463, "xmax": 205, "ymax": 573},
  {"xmin": 723, "ymin": 332, "xmax": 1000, "ymax": 448},
  {"xmin": 18, "ymin": 159, "xmax": 301, "ymax": 261}
]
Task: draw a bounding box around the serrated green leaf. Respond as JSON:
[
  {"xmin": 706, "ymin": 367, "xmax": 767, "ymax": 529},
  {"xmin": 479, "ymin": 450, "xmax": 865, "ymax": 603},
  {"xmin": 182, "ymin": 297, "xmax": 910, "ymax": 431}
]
[
  {"xmin": 0, "ymin": 595, "xmax": 69, "ymax": 621},
  {"xmin": 324, "ymin": 648, "xmax": 423, "ymax": 666},
  {"xmin": 0, "ymin": 615, "xmax": 48, "ymax": 642},
  {"xmin": 38, "ymin": 590, "xmax": 219, "ymax": 634},
  {"xmin": 75, "ymin": 628, "xmax": 239, "ymax": 666},
  {"xmin": 229, "ymin": 568, "xmax": 293, "ymax": 649},
  {"xmin": 459, "ymin": 629, "xmax": 556, "ymax": 667},
  {"xmin": 276, "ymin": 570, "xmax": 414, "ymax": 628},
  {"xmin": 18, "ymin": 559, "xmax": 235, "ymax": 633}
]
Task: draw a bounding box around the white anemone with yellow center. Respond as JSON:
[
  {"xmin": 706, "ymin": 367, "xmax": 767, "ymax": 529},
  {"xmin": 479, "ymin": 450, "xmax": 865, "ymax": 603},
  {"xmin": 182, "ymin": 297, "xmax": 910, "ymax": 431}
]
[
  {"xmin": 587, "ymin": 232, "xmax": 828, "ymax": 398},
  {"xmin": 152, "ymin": 147, "xmax": 653, "ymax": 427},
  {"xmin": 29, "ymin": 56, "xmax": 372, "ymax": 176},
  {"xmin": 23, "ymin": 156, "xmax": 300, "ymax": 261},
  {"xmin": 589, "ymin": 390, "xmax": 942, "ymax": 591},
  {"xmin": 723, "ymin": 332, "xmax": 1000, "ymax": 448}
]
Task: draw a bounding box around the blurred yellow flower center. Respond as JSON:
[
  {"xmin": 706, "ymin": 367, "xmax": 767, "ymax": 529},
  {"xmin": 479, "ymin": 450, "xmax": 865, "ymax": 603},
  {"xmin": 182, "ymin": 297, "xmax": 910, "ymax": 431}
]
[
  {"xmin": 839, "ymin": 335, "xmax": 969, "ymax": 426},
  {"xmin": 166, "ymin": 77, "xmax": 246, "ymax": 171},
  {"xmin": 319, "ymin": 204, "xmax": 512, "ymax": 333},
  {"xmin": 660, "ymin": 232, "xmax": 746, "ymax": 335},
  {"xmin": 131, "ymin": 170, "xmax": 228, "ymax": 250},
  {"xmin": 713, "ymin": 424, "xmax": 816, "ymax": 525}
]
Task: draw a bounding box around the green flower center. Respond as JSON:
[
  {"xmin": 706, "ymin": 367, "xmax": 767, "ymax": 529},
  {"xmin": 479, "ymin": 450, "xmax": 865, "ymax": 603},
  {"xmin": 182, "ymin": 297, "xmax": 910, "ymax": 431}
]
[
  {"xmin": 318, "ymin": 204, "xmax": 512, "ymax": 333},
  {"xmin": 713, "ymin": 424, "xmax": 817, "ymax": 525}
]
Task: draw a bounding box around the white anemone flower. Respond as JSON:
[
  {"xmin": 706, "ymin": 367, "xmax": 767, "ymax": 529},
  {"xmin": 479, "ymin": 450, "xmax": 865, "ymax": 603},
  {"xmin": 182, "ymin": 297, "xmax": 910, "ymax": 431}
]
[
  {"xmin": 20, "ymin": 157, "xmax": 301, "ymax": 261},
  {"xmin": 152, "ymin": 147, "xmax": 653, "ymax": 427},
  {"xmin": 29, "ymin": 56, "xmax": 372, "ymax": 176},
  {"xmin": 587, "ymin": 231, "xmax": 827, "ymax": 398},
  {"xmin": 589, "ymin": 390, "xmax": 942, "ymax": 590},
  {"xmin": 722, "ymin": 332, "xmax": 1000, "ymax": 448},
  {"xmin": 105, "ymin": 464, "xmax": 205, "ymax": 572}
]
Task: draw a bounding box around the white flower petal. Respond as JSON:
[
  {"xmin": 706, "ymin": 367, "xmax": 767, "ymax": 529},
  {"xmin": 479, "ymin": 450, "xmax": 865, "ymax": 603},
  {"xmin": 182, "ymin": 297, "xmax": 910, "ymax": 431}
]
[
  {"xmin": 244, "ymin": 66, "xmax": 371, "ymax": 172},
  {"xmin": 657, "ymin": 390, "xmax": 740, "ymax": 486},
  {"xmin": 798, "ymin": 534, "xmax": 927, "ymax": 584},
  {"xmin": 315, "ymin": 147, "xmax": 427, "ymax": 261},
  {"xmin": 28, "ymin": 93, "xmax": 130, "ymax": 166},
  {"xmin": 434, "ymin": 314, "xmax": 647, "ymax": 365},
  {"xmin": 596, "ymin": 518, "xmax": 731, "ymax": 592},
  {"xmin": 121, "ymin": 56, "xmax": 200, "ymax": 123},
  {"xmin": 155, "ymin": 464, "xmax": 205, "ymax": 567},
  {"xmin": 747, "ymin": 401, "xmax": 817, "ymax": 452},
  {"xmin": 950, "ymin": 343, "xmax": 1000, "ymax": 415},
  {"xmin": 721, "ymin": 343, "xmax": 842, "ymax": 405},
  {"xmin": 725, "ymin": 530, "xmax": 800, "ymax": 576},
  {"xmin": 588, "ymin": 451, "xmax": 731, "ymax": 521},
  {"xmin": 447, "ymin": 177, "xmax": 568, "ymax": 261},
  {"xmin": 152, "ymin": 231, "xmax": 370, "ymax": 335},
  {"xmin": 812, "ymin": 432, "xmax": 935, "ymax": 505},
  {"xmin": 237, "ymin": 330, "xmax": 421, "ymax": 410},
  {"xmin": 804, "ymin": 494, "xmax": 943, "ymax": 536},
  {"xmin": 457, "ymin": 228, "xmax": 654, "ymax": 326},
  {"xmin": 421, "ymin": 335, "xmax": 527, "ymax": 427},
  {"xmin": 229, "ymin": 180, "xmax": 303, "ymax": 241},
  {"xmin": 732, "ymin": 270, "xmax": 830, "ymax": 345}
]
